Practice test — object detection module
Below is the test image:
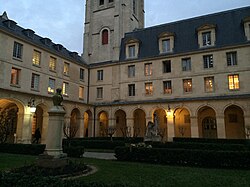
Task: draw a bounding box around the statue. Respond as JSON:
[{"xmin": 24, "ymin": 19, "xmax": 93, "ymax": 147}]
[
  {"xmin": 52, "ymin": 88, "xmax": 63, "ymax": 106},
  {"xmin": 144, "ymin": 112, "xmax": 161, "ymax": 142}
]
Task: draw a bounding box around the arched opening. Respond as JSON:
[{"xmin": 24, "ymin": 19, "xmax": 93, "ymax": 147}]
[
  {"xmin": 68, "ymin": 108, "xmax": 81, "ymax": 138},
  {"xmin": 115, "ymin": 110, "xmax": 127, "ymax": 137},
  {"xmin": 174, "ymin": 108, "xmax": 191, "ymax": 137},
  {"xmin": 133, "ymin": 109, "xmax": 146, "ymax": 137},
  {"xmin": 153, "ymin": 108, "xmax": 167, "ymax": 140},
  {"xmin": 84, "ymin": 110, "xmax": 93, "ymax": 137},
  {"xmin": 102, "ymin": 29, "xmax": 109, "ymax": 45},
  {"xmin": 198, "ymin": 106, "xmax": 217, "ymax": 138},
  {"xmin": 224, "ymin": 105, "xmax": 245, "ymax": 139},
  {"xmin": 98, "ymin": 111, "xmax": 109, "ymax": 137}
]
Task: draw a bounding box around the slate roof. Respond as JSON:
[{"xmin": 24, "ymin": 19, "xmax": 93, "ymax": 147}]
[
  {"xmin": 120, "ymin": 6, "xmax": 250, "ymax": 62},
  {"xmin": 0, "ymin": 14, "xmax": 87, "ymax": 66}
]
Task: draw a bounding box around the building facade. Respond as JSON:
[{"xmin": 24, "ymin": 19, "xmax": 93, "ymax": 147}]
[{"xmin": 0, "ymin": 1, "xmax": 250, "ymax": 144}]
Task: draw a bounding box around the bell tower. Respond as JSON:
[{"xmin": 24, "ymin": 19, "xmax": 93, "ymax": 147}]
[{"xmin": 83, "ymin": 0, "xmax": 145, "ymax": 64}]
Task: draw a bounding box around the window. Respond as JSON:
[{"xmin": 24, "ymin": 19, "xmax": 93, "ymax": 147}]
[
  {"xmin": 79, "ymin": 86, "xmax": 84, "ymax": 99},
  {"xmin": 128, "ymin": 65, "xmax": 135, "ymax": 78},
  {"xmin": 49, "ymin": 56, "xmax": 56, "ymax": 71},
  {"xmin": 97, "ymin": 87, "xmax": 103, "ymax": 99},
  {"xmin": 102, "ymin": 29, "xmax": 108, "ymax": 45},
  {"xmin": 162, "ymin": 39, "xmax": 170, "ymax": 53},
  {"xmin": 99, "ymin": 0, "xmax": 104, "ymax": 5},
  {"xmin": 203, "ymin": 55, "xmax": 213, "ymax": 69},
  {"xmin": 145, "ymin": 82, "xmax": 153, "ymax": 95},
  {"xmin": 204, "ymin": 77, "xmax": 214, "ymax": 92},
  {"xmin": 128, "ymin": 45, "xmax": 136, "ymax": 58},
  {"xmin": 80, "ymin": 68, "xmax": 84, "ymax": 81},
  {"xmin": 128, "ymin": 84, "xmax": 135, "ymax": 96},
  {"xmin": 48, "ymin": 78, "xmax": 55, "ymax": 93},
  {"xmin": 163, "ymin": 60, "xmax": 171, "ymax": 73},
  {"xmin": 13, "ymin": 42, "xmax": 23, "ymax": 59},
  {"xmin": 144, "ymin": 63, "xmax": 152, "ymax": 76},
  {"xmin": 62, "ymin": 82, "xmax": 69, "ymax": 96},
  {"xmin": 163, "ymin": 81, "xmax": 172, "ymax": 94},
  {"xmin": 109, "ymin": 0, "xmax": 113, "ymax": 2},
  {"xmin": 228, "ymin": 74, "xmax": 239, "ymax": 90},
  {"xmin": 202, "ymin": 31, "xmax": 211, "ymax": 46},
  {"xmin": 63, "ymin": 62, "xmax": 70, "ymax": 76},
  {"xmin": 32, "ymin": 50, "xmax": 41, "ymax": 66},
  {"xmin": 31, "ymin": 73, "xmax": 40, "ymax": 91},
  {"xmin": 182, "ymin": 58, "xmax": 191, "ymax": 71},
  {"xmin": 226, "ymin": 52, "xmax": 237, "ymax": 66},
  {"xmin": 183, "ymin": 79, "xmax": 192, "ymax": 93},
  {"xmin": 10, "ymin": 68, "xmax": 20, "ymax": 85},
  {"xmin": 97, "ymin": 70, "xmax": 103, "ymax": 81}
]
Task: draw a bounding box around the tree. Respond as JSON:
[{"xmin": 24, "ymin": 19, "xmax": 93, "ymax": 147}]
[
  {"xmin": 0, "ymin": 111, "xmax": 10, "ymax": 143},
  {"xmin": 63, "ymin": 122, "xmax": 79, "ymax": 146}
]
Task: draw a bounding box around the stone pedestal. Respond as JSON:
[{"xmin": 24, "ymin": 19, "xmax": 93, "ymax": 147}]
[{"xmin": 45, "ymin": 106, "xmax": 66, "ymax": 158}]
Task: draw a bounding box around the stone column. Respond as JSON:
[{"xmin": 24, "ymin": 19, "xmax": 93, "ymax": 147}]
[
  {"xmin": 45, "ymin": 106, "xmax": 66, "ymax": 158},
  {"xmin": 78, "ymin": 116, "xmax": 84, "ymax": 138},
  {"xmin": 190, "ymin": 116, "xmax": 199, "ymax": 138},
  {"xmin": 41, "ymin": 113, "xmax": 49, "ymax": 144},
  {"xmin": 245, "ymin": 115, "xmax": 250, "ymax": 139},
  {"xmin": 217, "ymin": 115, "xmax": 226, "ymax": 139},
  {"xmin": 126, "ymin": 118, "xmax": 134, "ymax": 137},
  {"xmin": 20, "ymin": 112, "xmax": 33, "ymax": 144},
  {"xmin": 167, "ymin": 115, "xmax": 175, "ymax": 142}
]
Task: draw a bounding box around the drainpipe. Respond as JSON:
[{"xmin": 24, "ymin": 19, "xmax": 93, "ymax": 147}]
[{"xmin": 87, "ymin": 68, "xmax": 90, "ymax": 104}]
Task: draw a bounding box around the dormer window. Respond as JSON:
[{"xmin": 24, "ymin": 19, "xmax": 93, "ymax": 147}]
[
  {"xmin": 197, "ymin": 24, "xmax": 216, "ymax": 48},
  {"xmin": 53, "ymin": 44, "xmax": 63, "ymax": 51},
  {"xmin": 243, "ymin": 17, "xmax": 250, "ymax": 41},
  {"xmin": 125, "ymin": 39, "xmax": 140, "ymax": 59},
  {"xmin": 40, "ymin": 38, "xmax": 52, "ymax": 46},
  {"xmin": 3, "ymin": 20, "xmax": 17, "ymax": 30},
  {"xmin": 22, "ymin": 29, "xmax": 35, "ymax": 39},
  {"xmin": 158, "ymin": 32, "xmax": 174, "ymax": 54}
]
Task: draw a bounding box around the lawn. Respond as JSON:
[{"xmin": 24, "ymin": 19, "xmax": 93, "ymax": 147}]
[{"xmin": 0, "ymin": 153, "xmax": 250, "ymax": 187}]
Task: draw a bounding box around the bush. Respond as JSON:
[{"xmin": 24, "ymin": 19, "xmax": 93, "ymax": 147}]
[
  {"xmin": 63, "ymin": 146, "xmax": 84, "ymax": 158},
  {"xmin": 0, "ymin": 143, "xmax": 45, "ymax": 155}
]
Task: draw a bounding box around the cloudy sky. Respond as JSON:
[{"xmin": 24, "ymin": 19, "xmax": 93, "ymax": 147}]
[{"xmin": 0, "ymin": 0, "xmax": 249, "ymax": 54}]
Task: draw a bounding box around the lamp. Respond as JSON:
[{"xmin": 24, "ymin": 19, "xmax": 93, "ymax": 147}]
[
  {"xmin": 28, "ymin": 98, "xmax": 36, "ymax": 113},
  {"xmin": 167, "ymin": 105, "xmax": 171, "ymax": 116}
]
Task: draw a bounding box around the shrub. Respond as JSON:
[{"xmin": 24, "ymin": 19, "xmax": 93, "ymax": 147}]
[{"xmin": 0, "ymin": 143, "xmax": 45, "ymax": 155}]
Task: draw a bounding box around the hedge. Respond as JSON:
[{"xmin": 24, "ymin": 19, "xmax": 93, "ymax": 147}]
[
  {"xmin": 114, "ymin": 146, "xmax": 250, "ymax": 169},
  {"xmin": 63, "ymin": 146, "xmax": 84, "ymax": 158},
  {"xmin": 0, "ymin": 143, "xmax": 46, "ymax": 155}
]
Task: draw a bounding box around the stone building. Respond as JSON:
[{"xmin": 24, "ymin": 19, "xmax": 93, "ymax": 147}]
[{"xmin": 0, "ymin": 1, "xmax": 250, "ymax": 144}]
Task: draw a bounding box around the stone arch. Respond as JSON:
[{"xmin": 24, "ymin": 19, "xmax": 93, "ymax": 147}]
[
  {"xmin": 69, "ymin": 108, "xmax": 81, "ymax": 138},
  {"xmin": 198, "ymin": 106, "xmax": 217, "ymax": 138},
  {"xmin": 114, "ymin": 109, "xmax": 127, "ymax": 137},
  {"xmin": 153, "ymin": 108, "xmax": 167, "ymax": 140},
  {"xmin": 84, "ymin": 110, "xmax": 93, "ymax": 137},
  {"xmin": 98, "ymin": 111, "xmax": 109, "ymax": 137},
  {"xmin": 100, "ymin": 27, "xmax": 110, "ymax": 45},
  {"xmin": 224, "ymin": 105, "xmax": 245, "ymax": 139},
  {"xmin": 133, "ymin": 108, "xmax": 146, "ymax": 137},
  {"xmin": 174, "ymin": 107, "xmax": 191, "ymax": 138}
]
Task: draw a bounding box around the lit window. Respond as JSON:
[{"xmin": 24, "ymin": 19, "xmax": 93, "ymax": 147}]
[
  {"xmin": 32, "ymin": 50, "xmax": 41, "ymax": 66},
  {"xmin": 204, "ymin": 77, "xmax": 214, "ymax": 92},
  {"xmin": 145, "ymin": 82, "xmax": 153, "ymax": 95},
  {"xmin": 162, "ymin": 39, "xmax": 170, "ymax": 53},
  {"xmin": 163, "ymin": 60, "xmax": 171, "ymax": 73},
  {"xmin": 63, "ymin": 62, "xmax": 70, "ymax": 76},
  {"xmin": 80, "ymin": 68, "xmax": 85, "ymax": 81},
  {"xmin": 13, "ymin": 41, "xmax": 23, "ymax": 59},
  {"xmin": 228, "ymin": 74, "xmax": 239, "ymax": 90},
  {"xmin": 183, "ymin": 79, "xmax": 192, "ymax": 93},
  {"xmin": 31, "ymin": 73, "xmax": 40, "ymax": 91},
  {"xmin": 79, "ymin": 86, "xmax": 84, "ymax": 99},
  {"xmin": 49, "ymin": 56, "xmax": 56, "ymax": 71},
  {"xmin": 128, "ymin": 45, "xmax": 136, "ymax": 58},
  {"xmin": 144, "ymin": 63, "xmax": 152, "ymax": 76},
  {"xmin": 128, "ymin": 84, "xmax": 135, "ymax": 96},
  {"xmin": 128, "ymin": 65, "xmax": 135, "ymax": 78},
  {"xmin": 202, "ymin": 31, "xmax": 211, "ymax": 46},
  {"xmin": 163, "ymin": 81, "xmax": 172, "ymax": 94},
  {"xmin": 102, "ymin": 29, "xmax": 108, "ymax": 45},
  {"xmin": 226, "ymin": 52, "xmax": 237, "ymax": 66},
  {"xmin": 97, "ymin": 70, "xmax": 103, "ymax": 81},
  {"xmin": 10, "ymin": 68, "xmax": 20, "ymax": 85},
  {"xmin": 97, "ymin": 87, "xmax": 103, "ymax": 99},
  {"xmin": 48, "ymin": 78, "xmax": 55, "ymax": 93},
  {"xmin": 62, "ymin": 82, "xmax": 69, "ymax": 96},
  {"xmin": 182, "ymin": 58, "xmax": 191, "ymax": 71},
  {"xmin": 203, "ymin": 55, "xmax": 213, "ymax": 69}
]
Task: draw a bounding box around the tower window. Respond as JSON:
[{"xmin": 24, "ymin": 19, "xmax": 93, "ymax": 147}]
[
  {"xmin": 102, "ymin": 29, "xmax": 108, "ymax": 45},
  {"xmin": 99, "ymin": 0, "xmax": 104, "ymax": 6}
]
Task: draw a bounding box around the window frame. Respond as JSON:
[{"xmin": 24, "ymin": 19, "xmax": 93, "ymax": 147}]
[
  {"xmin": 226, "ymin": 51, "xmax": 237, "ymax": 66},
  {"xmin": 49, "ymin": 56, "xmax": 57, "ymax": 71},
  {"xmin": 228, "ymin": 74, "xmax": 240, "ymax": 90},
  {"xmin": 145, "ymin": 82, "xmax": 153, "ymax": 95},
  {"xmin": 182, "ymin": 58, "xmax": 191, "ymax": 71},
  {"xmin": 10, "ymin": 67, "xmax": 20, "ymax": 86},
  {"xmin": 79, "ymin": 86, "xmax": 84, "ymax": 99},
  {"xmin": 102, "ymin": 29, "xmax": 109, "ymax": 45},
  {"xmin": 144, "ymin": 63, "xmax": 152, "ymax": 76},
  {"xmin": 62, "ymin": 82, "xmax": 69, "ymax": 96},
  {"xmin": 13, "ymin": 41, "xmax": 23, "ymax": 59},
  {"xmin": 163, "ymin": 60, "xmax": 171, "ymax": 73},
  {"xmin": 204, "ymin": 77, "xmax": 214, "ymax": 93},
  {"xmin": 203, "ymin": 55, "xmax": 213, "ymax": 69},
  {"xmin": 163, "ymin": 80, "xmax": 172, "ymax": 94},
  {"xmin": 128, "ymin": 65, "xmax": 135, "ymax": 78},
  {"xmin": 48, "ymin": 78, "xmax": 55, "ymax": 94},
  {"xmin": 97, "ymin": 70, "xmax": 104, "ymax": 81},
  {"xmin": 32, "ymin": 50, "xmax": 41, "ymax": 66},
  {"xmin": 80, "ymin": 68, "xmax": 85, "ymax": 81},
  {"xmin": 183, "ymin": 79, "xmax": 192, "ymax": 93},
  {"xmin": 128, "ymin": 84, "xmax": 135, "ymax": 97},
  {"xmin": 31, "ymin": 73, "xmax": 40, "ymax": 91},
  {"xmin": 63, "ymin": 62, "xmax": 70, "ymax": 76},
  {"xmin": 97, "ymin": 87, "xmax": 103, "ymax": 99}
]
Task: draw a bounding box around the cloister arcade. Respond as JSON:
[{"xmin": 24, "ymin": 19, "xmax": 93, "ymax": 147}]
[{"xmin": 0, "ymin": 97, "xmax": 249, "ymax": 144}]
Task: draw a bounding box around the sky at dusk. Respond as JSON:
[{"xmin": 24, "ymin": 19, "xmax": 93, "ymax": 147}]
[{"xmin": 0, "ymin": 0, "xmax": 249, "ymax": 54}]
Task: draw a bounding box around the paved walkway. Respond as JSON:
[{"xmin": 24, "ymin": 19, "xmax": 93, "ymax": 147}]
[{"xmin": 83, "ymin": 152, "xmax": 116, "ymax": 160}]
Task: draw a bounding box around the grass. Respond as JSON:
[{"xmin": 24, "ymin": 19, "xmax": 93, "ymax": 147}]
[{"xmin": 0, "ymin": 153, "xmax": 250, "ymax": 187}]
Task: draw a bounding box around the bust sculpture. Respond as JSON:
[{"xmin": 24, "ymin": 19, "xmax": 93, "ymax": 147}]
[{"xmin": 52, "ymin": 88, "xmax": 63, "ymax": 106}]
